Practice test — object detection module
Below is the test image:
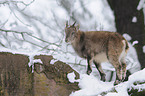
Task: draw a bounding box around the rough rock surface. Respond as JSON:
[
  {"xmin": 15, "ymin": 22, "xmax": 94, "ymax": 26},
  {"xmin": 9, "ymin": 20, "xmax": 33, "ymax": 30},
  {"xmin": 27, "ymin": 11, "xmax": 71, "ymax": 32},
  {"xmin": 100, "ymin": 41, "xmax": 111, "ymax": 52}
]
[{"xmin": 0, "ymin": 52, "xmax": 79, "ymax": 96}]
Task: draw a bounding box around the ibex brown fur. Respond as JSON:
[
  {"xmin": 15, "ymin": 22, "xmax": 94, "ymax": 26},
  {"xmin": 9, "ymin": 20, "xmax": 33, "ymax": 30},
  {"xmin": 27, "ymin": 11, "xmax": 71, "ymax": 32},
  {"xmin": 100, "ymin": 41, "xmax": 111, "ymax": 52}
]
[{"xmin": 65, "ymin": 21, "xmax": 129, "ymax": 85}]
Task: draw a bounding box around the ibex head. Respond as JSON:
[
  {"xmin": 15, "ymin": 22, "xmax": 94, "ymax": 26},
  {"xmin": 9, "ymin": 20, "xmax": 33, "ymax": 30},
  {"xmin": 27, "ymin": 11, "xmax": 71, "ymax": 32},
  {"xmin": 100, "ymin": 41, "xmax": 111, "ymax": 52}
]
[{"xmin": 65, "ymin": 21, "xmax": 79, "ymax": 43}]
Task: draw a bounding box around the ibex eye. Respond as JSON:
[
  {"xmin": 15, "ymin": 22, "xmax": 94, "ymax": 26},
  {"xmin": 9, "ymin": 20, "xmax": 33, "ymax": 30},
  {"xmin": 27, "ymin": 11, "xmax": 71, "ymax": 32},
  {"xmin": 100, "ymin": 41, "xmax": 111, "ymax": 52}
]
[{"xmin": 72, "ymin": 32, "xmax": 75, "ymax": 35}]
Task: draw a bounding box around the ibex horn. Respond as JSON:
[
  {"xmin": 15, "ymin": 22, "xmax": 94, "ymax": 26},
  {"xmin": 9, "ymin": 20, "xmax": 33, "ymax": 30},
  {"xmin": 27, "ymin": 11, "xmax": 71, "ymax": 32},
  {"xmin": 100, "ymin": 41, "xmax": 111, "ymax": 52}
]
[{"xmin": 66, "ymin": 21, "xmax": 68, "ymax": 27}]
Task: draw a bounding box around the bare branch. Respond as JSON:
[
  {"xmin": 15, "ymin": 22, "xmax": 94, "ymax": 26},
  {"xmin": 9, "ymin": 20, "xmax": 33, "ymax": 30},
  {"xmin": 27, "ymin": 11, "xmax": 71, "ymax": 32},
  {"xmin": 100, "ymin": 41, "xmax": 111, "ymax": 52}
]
[
  {"xmin": 8, "ymin": 5, "xmax": 31, "ymax": 26},
  {"xmin": 0, "ymin": 42, "xmax": 7, "ymax": 48},
  {"xmin": 0, "ymin": 0, "xmax": 35, "ymax": 26},
  {"xmin": 0, "ymin": 0, "xmax": 35, "ymax": 6},
  {"xmin": 0, "ymin": 28, "xmax": 60, "ymax": 47},
  {"xmin": 0, "ymin": 12, "xmax": 12, "ymax": 28},
  {"xmin": 17, "ymin": 11, "xmax": 59, "ymax": 32}
]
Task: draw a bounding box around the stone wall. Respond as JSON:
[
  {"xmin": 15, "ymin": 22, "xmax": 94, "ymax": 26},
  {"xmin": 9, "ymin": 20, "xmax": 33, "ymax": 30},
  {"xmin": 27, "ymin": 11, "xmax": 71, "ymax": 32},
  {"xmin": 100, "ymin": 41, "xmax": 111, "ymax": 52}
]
[{"xmin": 0, "ymin": 52, "xmax": 79, "ymax": 96}]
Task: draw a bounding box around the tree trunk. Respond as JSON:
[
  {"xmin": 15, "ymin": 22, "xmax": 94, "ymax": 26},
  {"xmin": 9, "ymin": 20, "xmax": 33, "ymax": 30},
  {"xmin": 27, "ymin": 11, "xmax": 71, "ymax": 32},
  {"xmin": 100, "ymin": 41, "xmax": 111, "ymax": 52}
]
[{"xmin": 107, "ymin": 0, "xmax": 145, "ymax": 69}]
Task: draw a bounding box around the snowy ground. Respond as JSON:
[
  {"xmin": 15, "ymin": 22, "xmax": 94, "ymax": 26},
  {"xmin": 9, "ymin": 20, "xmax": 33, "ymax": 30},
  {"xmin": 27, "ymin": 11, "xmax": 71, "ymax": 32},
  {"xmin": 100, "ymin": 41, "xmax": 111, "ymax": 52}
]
[
  {"xmin": 68, "ymin": 68, "xmax": 145, "ymax": 96},
  {"xmin": 0, "ymin": 0, "xmax": 145, "ymax": 96}
]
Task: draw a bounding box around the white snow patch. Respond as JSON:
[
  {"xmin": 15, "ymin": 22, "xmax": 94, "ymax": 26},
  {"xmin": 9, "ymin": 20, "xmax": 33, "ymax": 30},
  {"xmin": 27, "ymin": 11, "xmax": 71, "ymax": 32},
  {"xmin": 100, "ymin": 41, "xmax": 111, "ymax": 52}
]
[
  {"xmin": 33, "ymin": 59, "xmax": 43, "ymax": 64},
  {"xmin": 105, "ymin": 92, "xmax": 120, "ymax": 96},
  {"xmin": 28, "ymin": 54, "xmax": 35, "ymax": 67},
  {"xmin": 123, "ymin": 33, "xmax": 132, "ymax": 41},
  {"xmin": 67, "ymin": 72, "xmax": 77, "ymax": 83},
  {"xmin": 143, "ymin": 46, "xmax": 145, "ymax": 53},
  {"xmin": 126, "ymin": 42, "xmax": 141, "ymax": 73},
  {"xmin": 132, "ymin": 40, "xmax": 138, "ymax": 46},
  {"xmin": 50, "ymin": 59, "xmax": 58, "ymax": 64},
  {"xmin": 137, "ymin": 0, "xmax": 145, "ymax": 10},
  {"xmin": 70, "ymin": 74, "xmax": 113, "ymax": 96},
  {"xmin": 132, "ymin": 16, "xmax": 137, "ymax": 23},
  {"xmin": 128, "ymin": 68, "xmax": 145, "ymax": 84},
  {"xmin": 70, "ymin": 69, "xmax": 145, "ymax": 96},
  {"xmin": 122, "ymin": 33, "xmax": 141, "ymax": 73},
  {"xmin": 29, "ymin": 59, "xmax": 43, "ymax": 72}
]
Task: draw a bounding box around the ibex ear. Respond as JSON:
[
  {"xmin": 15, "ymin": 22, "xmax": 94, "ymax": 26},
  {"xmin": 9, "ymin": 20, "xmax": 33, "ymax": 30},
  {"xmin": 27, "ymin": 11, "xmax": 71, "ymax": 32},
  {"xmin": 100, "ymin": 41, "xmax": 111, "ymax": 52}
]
[
  {"xmin": 72, "ymin": 21, "xmax": 76, "ymax": 27},
  {"xmin": 65, "ymin": 21, "xmax": 68, "ymax": 27},
  {"xmin": 76, "ymin": 24, "xmax": 80, "ymax": 29},
  {"xmin": 76, "ymin": 24, "xmax": 80, "ymax": 31}
]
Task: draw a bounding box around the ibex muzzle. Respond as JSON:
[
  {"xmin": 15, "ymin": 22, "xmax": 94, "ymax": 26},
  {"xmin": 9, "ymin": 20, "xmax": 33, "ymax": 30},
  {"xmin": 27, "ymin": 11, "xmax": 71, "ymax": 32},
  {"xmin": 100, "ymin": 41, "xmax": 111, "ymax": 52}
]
[{"xmin": 65, "ymin": 21, "xmax": 129, "ymax": 85}]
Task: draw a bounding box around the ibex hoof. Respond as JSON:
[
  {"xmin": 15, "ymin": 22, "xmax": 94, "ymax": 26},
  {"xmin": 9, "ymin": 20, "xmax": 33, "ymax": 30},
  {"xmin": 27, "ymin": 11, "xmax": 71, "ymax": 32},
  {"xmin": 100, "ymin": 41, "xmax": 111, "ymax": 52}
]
[
  {"xmin": 121, "ymin": 78, "xmax": 125, "ymax": 82},
  {"xmin": 86, "ymin": 70, "xmax": 92, "ymax": 75},
  {"xmin": 114, "ymin": 80, "xmax": 121, "ymax": 86},
  {"xmin": 122, "ymin": 75, "xmax": 126, "ymax": 82},
  {"xmin": 101, "ymin": 76, "xmax": 106, "ymax": 82}
]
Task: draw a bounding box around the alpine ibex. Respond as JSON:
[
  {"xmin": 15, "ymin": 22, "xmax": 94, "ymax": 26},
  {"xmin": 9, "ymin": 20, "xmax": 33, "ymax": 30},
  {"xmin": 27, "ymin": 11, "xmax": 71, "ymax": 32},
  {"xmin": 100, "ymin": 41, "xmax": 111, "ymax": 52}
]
[{"xmin": 65, "ymin": 21, "xmax": 129, "ymax": 85}]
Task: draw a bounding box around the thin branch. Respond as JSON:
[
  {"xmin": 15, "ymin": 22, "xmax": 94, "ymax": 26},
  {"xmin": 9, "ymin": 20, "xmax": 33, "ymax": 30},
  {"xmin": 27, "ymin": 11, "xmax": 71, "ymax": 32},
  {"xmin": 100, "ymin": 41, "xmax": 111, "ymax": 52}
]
[
  {"xmin": 19, "ymin": 11, "xmax": 59, "ymax": 32},
  {"xmin": 8, "ymin": 4, "xmax": 31, "ymax": 26},
  {"xmin": 0, "ymin": 0, "xmax": 35, "ymax": 26},
  {"xmin": 0, "ymin": 12, "xmax": 12, "ymax": 28},
  {"xmin": 0, "ymin": 42, "xmax": 7, "ymax": 48},
  {"xmin": 0, "ymin": 28, "xmax": 60, "ymax": 47},
  {"xmin": 0, "ymin": 0, "xmax": 35, "ymax": 6},
  {"xmin": 24, "ymin": 40, "xmax": 56, "ymax": 51},
  {"xmin": 0, "ymin": 28, "xmax": 27, "ymax": 34},
  {"xmin": 0, "ymin": 29, "xmax": 77, "ymax": 57}
]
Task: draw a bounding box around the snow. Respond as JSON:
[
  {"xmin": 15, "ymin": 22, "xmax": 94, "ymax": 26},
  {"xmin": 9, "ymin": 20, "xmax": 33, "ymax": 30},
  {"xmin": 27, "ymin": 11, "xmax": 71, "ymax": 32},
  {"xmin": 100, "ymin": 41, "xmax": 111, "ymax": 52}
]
[
  {"xmin": 70, "ymin": 74, "xmax": 113, "ymax": 96},
  {"xmin": 128, "ymin": 68, "xmax": 145, "ymax": 83},
  {"xmin": 143, "ymin": 46, "xmax": 145, "ymax": 53},
  {"xmin": 132, "ymin": 40, "xmax": 138, "ymax": 46},
  {"xmin": 123, "ymin": 34, "xmax": 132, "ymax": 41},
  {"xmin": 132, "ymin": 16, "xmax": 137, "ymax": 23},
  {"xmin": 67, "ymin": 72, "xmax": 77, "ymax": 83},
  {"xmin": 28, "ymin": 54, "xmax": 35, "ymax": 67},
  {"xmin": 33, "ymin": 59, "xmax": 43, "ymax": 64},
  {"xmin": 69, "ymin": 69, "xmax": 145, "ymax": 96},
  {"xmin": 137, "ymin": 0, "xmax": 145, "ymax": 10},
  {"xmin": 123, "ymin": 33, "xmax": 141, "ymax": 73},
  {"xmin": 50, "ymin": 59, "xmax": 58, "ymax": 64},
  {"xmin": 0, "ymin": 0, "xmax": 144, "ymax": 96}
]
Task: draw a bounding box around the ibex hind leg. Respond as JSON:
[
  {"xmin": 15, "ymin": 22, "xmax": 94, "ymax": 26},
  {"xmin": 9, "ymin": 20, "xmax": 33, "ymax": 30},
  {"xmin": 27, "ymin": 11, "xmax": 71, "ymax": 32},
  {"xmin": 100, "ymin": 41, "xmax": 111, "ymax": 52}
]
[
  {"xmin": 121, "ymin": 60, "xmax": 127, "ymax": 81},
  {"xmin": 120, "ymin": 40, "xmax": 128, "ymax": 81},
  {"xmin": 114, "ymin": 64, "xmax": 122, "ymax": 85},
  {"xmin": 109, "ymin": 58, "xmax": 122, "ymax": 85}
]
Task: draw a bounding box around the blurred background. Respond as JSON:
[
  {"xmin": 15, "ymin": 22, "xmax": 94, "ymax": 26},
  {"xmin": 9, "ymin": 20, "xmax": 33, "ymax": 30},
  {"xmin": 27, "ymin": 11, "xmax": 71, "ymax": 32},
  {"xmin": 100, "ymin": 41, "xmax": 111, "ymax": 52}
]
[{"xmin": 0, "ymin": 0, "xmax": 144, "ymax": 81}]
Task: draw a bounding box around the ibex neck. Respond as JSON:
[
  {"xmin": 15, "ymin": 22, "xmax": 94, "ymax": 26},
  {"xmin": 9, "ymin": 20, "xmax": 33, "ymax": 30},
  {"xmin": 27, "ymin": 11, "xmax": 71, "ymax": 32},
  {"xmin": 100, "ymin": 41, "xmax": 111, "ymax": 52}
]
[
  {"xmin": 71, "ymin": 30, "xmax": 85, "ymax": 55},
  {"xmin": 72, "ymin": 30, "xmax": 84, "ymax": 44}
]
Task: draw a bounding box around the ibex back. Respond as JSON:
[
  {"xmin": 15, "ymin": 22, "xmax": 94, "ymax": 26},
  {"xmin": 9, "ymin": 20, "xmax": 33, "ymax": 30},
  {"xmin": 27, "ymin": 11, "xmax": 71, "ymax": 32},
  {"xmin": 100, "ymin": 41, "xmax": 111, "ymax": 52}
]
[{"xmin": 65, "ymin": 21, "xmax": 129, "ymax": 85}]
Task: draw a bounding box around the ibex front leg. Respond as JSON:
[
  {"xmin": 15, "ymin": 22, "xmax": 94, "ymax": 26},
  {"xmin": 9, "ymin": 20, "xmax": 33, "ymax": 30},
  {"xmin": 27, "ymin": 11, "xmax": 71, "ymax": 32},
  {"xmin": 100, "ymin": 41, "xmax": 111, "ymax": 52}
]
[
  {"xmin": 87, "ymin": 56, "xmax": 93, "ymax": 75},
  {"xmin": 93, "ymin": 61, "xmax": 106, "ymax": 82}
]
